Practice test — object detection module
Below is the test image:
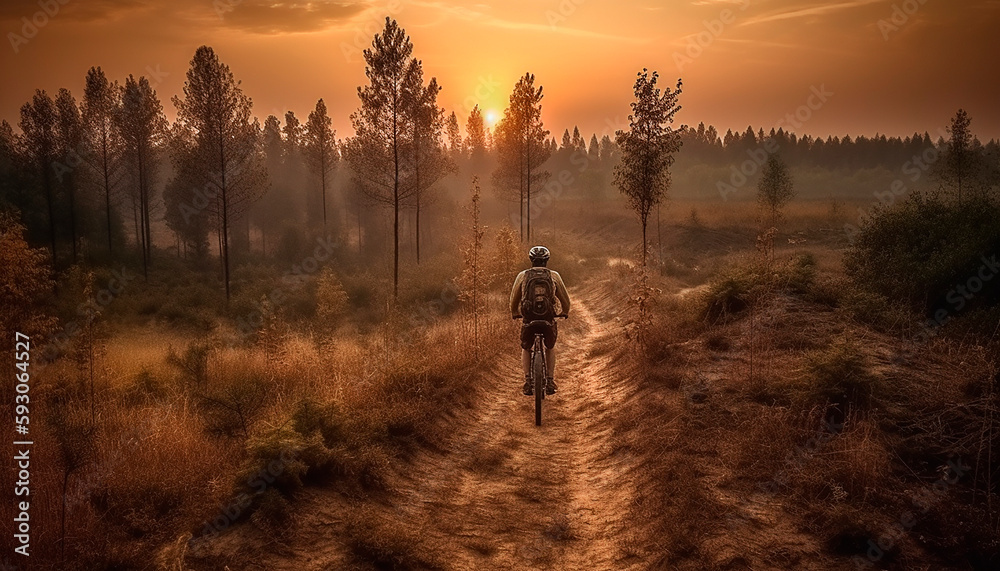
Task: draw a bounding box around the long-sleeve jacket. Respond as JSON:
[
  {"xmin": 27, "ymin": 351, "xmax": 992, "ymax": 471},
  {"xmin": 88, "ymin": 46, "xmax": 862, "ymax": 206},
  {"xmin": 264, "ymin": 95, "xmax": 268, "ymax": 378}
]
[{"xmin": 509, "ymin": 268, "xmax": 571, "ymax": 318}]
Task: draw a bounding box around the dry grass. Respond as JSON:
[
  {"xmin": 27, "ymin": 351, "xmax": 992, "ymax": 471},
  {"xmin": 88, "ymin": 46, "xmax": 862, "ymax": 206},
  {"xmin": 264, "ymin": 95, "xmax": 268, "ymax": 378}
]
[
  {"xmin": 10, "ymin": 268, "xmax": 510, "ymax": 570},
  {"xmin": 608, "ymin": 233, "xmax": 1000, "ymax": 568}
]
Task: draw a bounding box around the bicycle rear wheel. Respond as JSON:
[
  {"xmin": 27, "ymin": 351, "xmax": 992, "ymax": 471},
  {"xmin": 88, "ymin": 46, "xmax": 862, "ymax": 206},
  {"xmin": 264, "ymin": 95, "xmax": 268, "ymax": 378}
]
[{"xmin": 533, "ymin": 346, "xmax": 545, "ymax": 426}]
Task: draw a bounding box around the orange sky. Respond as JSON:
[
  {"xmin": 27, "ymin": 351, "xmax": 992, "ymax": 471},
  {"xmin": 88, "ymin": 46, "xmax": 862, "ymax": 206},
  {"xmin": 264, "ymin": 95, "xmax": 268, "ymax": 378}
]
[{"xmin": 2, "ymin": 0, "xmax": 998, "ymax": 141}]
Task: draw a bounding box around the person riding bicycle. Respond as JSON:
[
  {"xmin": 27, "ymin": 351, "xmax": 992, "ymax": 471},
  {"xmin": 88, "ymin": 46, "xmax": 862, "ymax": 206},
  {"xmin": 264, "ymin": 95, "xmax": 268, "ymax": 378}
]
[{"xmin": 509, "ymin": 246, "xmax": 571, "ymax": 396}]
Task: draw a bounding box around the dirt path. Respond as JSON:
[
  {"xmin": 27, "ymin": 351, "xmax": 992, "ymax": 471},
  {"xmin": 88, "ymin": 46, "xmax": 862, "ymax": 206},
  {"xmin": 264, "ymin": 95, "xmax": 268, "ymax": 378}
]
[
  {"xmin": 383, "ymin": 286, "xmax": 641, "ymax": 569},
  {"xmin": 223, "ymin": 285, "xmax": 643, "ymax": 570}
]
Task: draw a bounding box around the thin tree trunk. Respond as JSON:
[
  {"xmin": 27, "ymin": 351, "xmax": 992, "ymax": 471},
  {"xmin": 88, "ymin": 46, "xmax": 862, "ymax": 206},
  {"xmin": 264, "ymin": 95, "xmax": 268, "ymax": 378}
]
[
  {"xmin": 133, "ymin": 193, "xmax": 145, "ymax": 280},
  {"xmin": 519, "ymin": 165, "xmax": 524, "ymax": 242},
  {"xmin": 138, "ymin": 145, "xmax": 150, "ymax": 267},
  {"xmin": 526, "ymin": 131, "xmax": 532, "ymax": 243},
  {"xmin": 415, "ymin": 139, "xmax": 421, "ymax": 264},
  {"xmin": 67, "ymin": 173, "xmax": 78, "ymax": 263},
  {"xmin": 42, "ymin": 162, "xmax": 57, "ymax": 264},
  {"xmin": 393, "ymin": 102, "xmax": 399, "ymax": 300},
  {"xmin": 642, "ymin": 219, "xmax": 647, "ymax": 266},
  {"xmin": 103, "ymin": 131, "xmax": 114, "ymax": 256},
  {"xmin": 220, "ymin": 144, "xmax": 230, "ymax": 301},
  {"xmin": 322, "ymin": 169, "xmax": 328, "ymax": 232},
  {"xmin": 656, "ymin": 202, "xmax": 662, "ymax": 265}
]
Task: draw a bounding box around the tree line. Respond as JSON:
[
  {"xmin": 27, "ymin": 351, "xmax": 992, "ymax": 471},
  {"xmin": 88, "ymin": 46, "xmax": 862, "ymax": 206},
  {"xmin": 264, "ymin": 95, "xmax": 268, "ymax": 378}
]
[{"xmin": 2, "ymin": 17, "xmax": 997, "ymax": 300}]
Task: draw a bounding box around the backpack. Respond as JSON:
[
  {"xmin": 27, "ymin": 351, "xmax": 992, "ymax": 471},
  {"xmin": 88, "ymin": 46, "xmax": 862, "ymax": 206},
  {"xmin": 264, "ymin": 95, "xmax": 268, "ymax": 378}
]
[{"xmin": 520, "ymin": 268, "xmax": 556, "ymax": 321}]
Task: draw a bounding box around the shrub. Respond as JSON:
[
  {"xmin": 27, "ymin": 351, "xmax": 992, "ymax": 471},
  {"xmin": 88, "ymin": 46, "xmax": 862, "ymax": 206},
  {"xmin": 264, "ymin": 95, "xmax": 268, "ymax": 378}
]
[
  {"xmin": 315, "ymin": 267, "xmax": 350, "ymax": 328},
  {"xmin": 166, "ymin": 342, "xmax": 212, "ymax": 387},
  {"xmin": 838, "ymin": 286, "xmax": 914, "ymax": 333},
  {"xmin": 804, "ymin": 338, "xmax": 877, "ymax": 415},
  {"xmin": 844, "ymin": 191, "xmax": 1000, "ymax": 313},
  {"xmin": 237, "ymin": 424, "xmax": 333, "ymax": 499},
  {"xmin": 783, "ymin": 252, "xmax": 816, "ymax": 294},
  {"xmin": 699, "ymin": 261, "xmax": 771, "ymax": 321}
]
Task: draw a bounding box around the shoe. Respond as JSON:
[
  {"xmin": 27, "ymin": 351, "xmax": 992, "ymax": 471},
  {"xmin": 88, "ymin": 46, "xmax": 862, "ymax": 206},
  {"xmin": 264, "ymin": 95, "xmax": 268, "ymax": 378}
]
[
  {"xmin": 522, "ymin": 378, "xmax": 533, "ymax": 396},
  {"xmin": 545, "ymin": 377, "xmax": 557, "ymax": 395}
]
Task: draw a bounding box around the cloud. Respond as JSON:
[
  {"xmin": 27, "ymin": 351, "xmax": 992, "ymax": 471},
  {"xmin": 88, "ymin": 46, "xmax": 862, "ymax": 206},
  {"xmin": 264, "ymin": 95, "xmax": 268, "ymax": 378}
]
[
  {"xmin": 407, "ymin": 0, "xmax": 647, "ymax": 43},
  {"xmin": 217, "ymin": 1, "xmax": 369, "ymax": 34},
  {"xmin": 740, "ymin": 0, "xmax": 883, "ymax": 26},
  {"xmin": 0, "ymin": 0, "xmax": 147, "ymax": 22}
]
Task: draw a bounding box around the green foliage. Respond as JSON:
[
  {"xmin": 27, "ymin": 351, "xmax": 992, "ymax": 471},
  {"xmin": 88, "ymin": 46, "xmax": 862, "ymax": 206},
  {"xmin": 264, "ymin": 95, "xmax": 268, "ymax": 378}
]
[
  {"xmin": 838, "ymin": 286, "xmax": 914, "ymax": 333},
  {"xmin": 166, "ymin": 341, "xmax": 211, "ymax": 386},
  {"xmin": 700, "ymin": 253, "xmax": 818, "ymax": 321},
  {"xmin": 238, "ymin": 424, "xmax": 332, "ymax": 498},
  {"xmin": 804, "ymin": 338, "xmax": 877, "ymax": 411},
  {"xmin": 844, "ymin": 191, "xmax": 1000, "ymax": 313},
  {"xmin": 315, "ymin": 267, "xmax": 350, "ymax": 327},
  {"xmin": 489, "ymin": 224, "xmax": 521, "ymax": 290},
  {"xmin": 757, "ymin": 153, "xmax": 796, "ymax": 223},
  {"xmin": 236, "ymin": 399, "xmax": 345, "ymax": 506},
  {"xmin": 614, "ymin": 68, "xmax": 683, "ymax": 264},
  {"xmin": 0, "ymin": 213, "xmax": 55, "ymax": 338},
  {"xmin": 292, "ymin": 399, "xmax": 345, "ymax": 446},
  {"xmin": 783, "ymin": 252, "xmax": 816, "ymax": 294}
]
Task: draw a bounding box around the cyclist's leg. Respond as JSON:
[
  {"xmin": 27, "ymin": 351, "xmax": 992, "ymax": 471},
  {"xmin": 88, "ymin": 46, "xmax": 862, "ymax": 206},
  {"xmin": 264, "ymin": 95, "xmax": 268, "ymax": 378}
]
[
  {"xmin": 543, "ymin": 322, "xmax": 558, "ymax": 378},
  {"xmin": 520, "ymin": 325, "xmax": 533, "ymax": 393}
]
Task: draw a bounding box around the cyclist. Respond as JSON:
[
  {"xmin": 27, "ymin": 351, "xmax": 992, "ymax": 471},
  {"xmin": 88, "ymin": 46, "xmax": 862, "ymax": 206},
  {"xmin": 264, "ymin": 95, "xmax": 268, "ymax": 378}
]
[{"xmin": 509, "ymin": 246, "xmax": 571, "ymax": 396}]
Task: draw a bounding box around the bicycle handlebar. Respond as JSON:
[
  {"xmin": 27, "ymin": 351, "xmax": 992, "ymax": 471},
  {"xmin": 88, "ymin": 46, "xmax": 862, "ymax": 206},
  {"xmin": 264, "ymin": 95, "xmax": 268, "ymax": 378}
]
[
  {"xmin": 513, "ymin": 315, "xmax": 568, "ymax": 321},
  {"xmin": 521, "ymin": 316, "xmax": 568, "ymax": 328}
]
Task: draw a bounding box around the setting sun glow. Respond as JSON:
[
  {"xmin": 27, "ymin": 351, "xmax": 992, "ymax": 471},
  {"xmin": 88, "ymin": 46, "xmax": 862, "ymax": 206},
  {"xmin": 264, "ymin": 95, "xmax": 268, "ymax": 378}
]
[{"xmin": 1, "ymin": 1, "xmax": 996, "ymax": 138}]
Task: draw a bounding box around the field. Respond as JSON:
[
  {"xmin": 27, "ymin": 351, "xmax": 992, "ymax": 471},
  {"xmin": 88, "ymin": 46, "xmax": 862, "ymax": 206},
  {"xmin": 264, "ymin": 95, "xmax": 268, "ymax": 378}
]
[{"xmin": 2, "ymin": 190, "xmax": 997, "ymax": 570}]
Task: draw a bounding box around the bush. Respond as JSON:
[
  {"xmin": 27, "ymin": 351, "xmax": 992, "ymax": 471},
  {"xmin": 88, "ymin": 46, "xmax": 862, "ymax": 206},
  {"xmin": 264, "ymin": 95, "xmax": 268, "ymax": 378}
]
[
  {"xmin": 844, "ymin": 191, "xmax": 1000, "ymax": 313},
  {"xmin": 700, "ymin": 260, "xmax": 775, "ymax": 321},
  {"xmin": 838, "ymin": 285, "xmax": 914, "ymax": 333},
  {"xmin": 315, "ymin": 267, "xmax": 350, "ymax": 328},
  {"xmin": 237, "ymin": 424, "xmax": 333, "ymax": 499},
  {"xmin": 783, "ymin": 252, "xmax": 816, "ymax": 294},
  {"xmin": 804, "ymin": 338, "xmax": 877, "ymax": 415}
]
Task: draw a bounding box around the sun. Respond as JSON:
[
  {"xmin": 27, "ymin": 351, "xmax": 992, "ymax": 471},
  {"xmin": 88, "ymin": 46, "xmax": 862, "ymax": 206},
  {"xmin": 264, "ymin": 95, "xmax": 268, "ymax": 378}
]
[{"xmin": 485, "ymin": 109, "xmax": 499, "ymax": 125}]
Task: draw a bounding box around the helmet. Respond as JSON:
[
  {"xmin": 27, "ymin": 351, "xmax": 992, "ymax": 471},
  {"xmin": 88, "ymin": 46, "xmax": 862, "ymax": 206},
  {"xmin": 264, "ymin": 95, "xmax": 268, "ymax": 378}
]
[{"xmin": 528, "ymin": 246, "xmax": 550, "ymax": 266}]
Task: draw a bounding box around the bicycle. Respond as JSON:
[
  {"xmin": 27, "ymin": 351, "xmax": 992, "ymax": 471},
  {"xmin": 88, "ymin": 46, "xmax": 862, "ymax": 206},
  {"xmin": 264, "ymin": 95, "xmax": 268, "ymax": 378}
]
[{"xmin": 519, "ymin": 315, "xmax": 567, "ymax": 426}]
